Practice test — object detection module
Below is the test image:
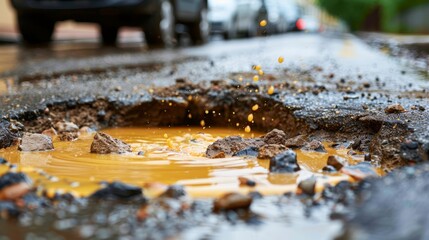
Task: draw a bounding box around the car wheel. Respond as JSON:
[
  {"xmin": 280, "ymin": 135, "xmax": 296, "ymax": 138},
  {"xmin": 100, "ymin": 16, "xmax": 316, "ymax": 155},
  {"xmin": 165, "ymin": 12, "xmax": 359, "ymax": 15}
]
[
  {"xmin": 17, "ymin": 13, "xmax": 55, "ymax": 44},
  {"xmin": 188, "ymin": 4, "xmax": 210, "ymax": 44},
  {"xmin": 143, "ymin": 0, "xmax": 176, "ymax": 47},
  {"xmin": 100, "ymin": 25, "xmax": 119, "ymax": 45}
]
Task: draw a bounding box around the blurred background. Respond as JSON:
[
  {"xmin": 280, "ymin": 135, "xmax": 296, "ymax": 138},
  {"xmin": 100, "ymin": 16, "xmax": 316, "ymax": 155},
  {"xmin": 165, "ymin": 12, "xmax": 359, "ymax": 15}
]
[
  {"xmin": 0, "ymin": 0, "xmax": 324, "ymax": 45},
  {"xmin": 0, "ymin": 0, "xmax": 428, "ymax": 45}
]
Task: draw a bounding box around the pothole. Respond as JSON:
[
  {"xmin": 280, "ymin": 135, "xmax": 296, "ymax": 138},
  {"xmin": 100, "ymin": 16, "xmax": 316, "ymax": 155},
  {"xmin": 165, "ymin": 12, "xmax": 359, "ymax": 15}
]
[
  {"xmin": 0, "ymin": 126, "xmax": 380, "ymax": 199},
  {"xmin": 1, "ymin": 79, "xmax": 426, "ymax": 239}
]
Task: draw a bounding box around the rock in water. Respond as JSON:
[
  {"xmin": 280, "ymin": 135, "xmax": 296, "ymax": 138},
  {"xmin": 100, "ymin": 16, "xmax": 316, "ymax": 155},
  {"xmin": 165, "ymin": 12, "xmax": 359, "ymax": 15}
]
[
  {"xmin": 258, "ymin": 144, "xmax": 288, "ymax": 159},
  {"xmin": 327, "ymin": 155, "xmax": 349, "ymax": 170},
  {"xmin": 262, "ymin": 129, "xmax": 288, "ymax": 145},
  {"xmin": 233, "ymin": 147, "xmax": 259, "ymax": 157},
  {"xmin": 269, "ymin": 150, "xmax": 300, "ymax": 173},
  {"xmin": 206, "ymin": 136, "xmax": 264, "ymax": 158},
  {"xmin": 18, "ymin": 133, "xmax": 54, "ymax": 152},
  {"xmin": 90, "ymin": 132, "xmax": 131, "ymax": 154},
  {"xmin": 90, "ymin": 181, "xmax": 143, "ymax": 201},
  {"xmin": 284, "ymin": 135, "xmax": 307, "ymax": 148},
  {"xmin": 341, "ymin": 162, "xmax": 378, "ymax": 180},
  {"xmin": 213, "ymin": 192, "xmax": 252, "ymax": 212},
  {"xmin": 302, "ymin": 140, "xmax": 327, "ymax": 152}
]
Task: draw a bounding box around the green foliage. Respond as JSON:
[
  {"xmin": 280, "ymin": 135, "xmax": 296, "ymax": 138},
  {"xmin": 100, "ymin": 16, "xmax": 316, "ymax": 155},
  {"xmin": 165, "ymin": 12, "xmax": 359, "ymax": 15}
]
[{"xmin": 317, "ymin": 0, "xmax": 429, "ymax": 32}]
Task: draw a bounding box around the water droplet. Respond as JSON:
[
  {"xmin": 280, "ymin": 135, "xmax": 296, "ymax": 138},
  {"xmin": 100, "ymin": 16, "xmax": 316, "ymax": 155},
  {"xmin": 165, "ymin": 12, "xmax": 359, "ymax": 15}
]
[
  {"xmin": 247, "ymin": 114, "xmax": 254, "ymax": 122},
  {"xmin": 253, "ymin": 75, "xmax": 259, "ymax": 82},
  {"xmin": 245, "ymin": 125, "xmax": 251, "ymax": 133},
  {"xmin": 252, "ymin": 104, "xmax": 259, "ymax": 111},
  {"xmin": 268, "ymin": 86, "xmax": 275, "ymax": 95}
]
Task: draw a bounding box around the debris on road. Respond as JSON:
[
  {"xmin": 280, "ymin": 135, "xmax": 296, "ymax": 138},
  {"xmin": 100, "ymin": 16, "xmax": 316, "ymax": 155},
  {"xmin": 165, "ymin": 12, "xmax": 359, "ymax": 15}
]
[
  {"xmin": 213, "ymin": 192, "xmax": 252, "ymax": 212},
  {"xmin": 327, "ymin": 155, "xmax": 349, "ymax": 171},
  {"xmin": 18, "ymin": 133, "xmax": 54, "ymax": 152},
  {"xmin": 269, "ymin": 150, "xmax": 301, "ymax": 173},
  {"xmin": 206, "ymin": 136, "xmax": 264, "ymax": 158},
  {"xmin": 90, "ymin": 132, "xmax": 132, "ymax": 154},
  {"xmin": 385, "ymin": 104, "xmax": 406, "ymax": 114}
]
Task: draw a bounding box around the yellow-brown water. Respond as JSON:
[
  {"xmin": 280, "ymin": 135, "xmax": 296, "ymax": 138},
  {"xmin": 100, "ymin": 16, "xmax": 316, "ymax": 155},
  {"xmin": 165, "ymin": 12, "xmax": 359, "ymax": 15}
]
[{"xmin": 0, "ymin": 127, "xmax": 365, "ymax": 198}]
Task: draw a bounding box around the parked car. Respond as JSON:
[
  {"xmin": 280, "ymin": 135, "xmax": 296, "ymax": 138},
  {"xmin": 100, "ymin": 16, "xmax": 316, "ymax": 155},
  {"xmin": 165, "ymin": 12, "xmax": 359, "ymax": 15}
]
[
  {"xmin": 10, "ymin": 0, "xmax": 209, "ymax": 46},
  {"xmin": 278, "ymin": 0, "xmax": 303, "ymax": 32},
  {"xmin": 265, "ymin": 0, "xmax": 288, "ymax": 34},
  {"xmin": 231, "ymin": 0, "xmax": 268, "ymax": 38},
  {"xmin": 208, "ymin": 0, "xmax": 237, "ymax": 39},
  {"xmin": 295, "ymin": 15, "xmax": 321, "ymax": 32}
]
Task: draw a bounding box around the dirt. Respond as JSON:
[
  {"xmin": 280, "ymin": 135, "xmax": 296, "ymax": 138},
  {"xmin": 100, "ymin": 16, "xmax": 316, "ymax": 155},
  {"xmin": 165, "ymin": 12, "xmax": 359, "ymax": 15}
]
[{"xmin": 90, "ymin": 132, "xmax": 132, "ymax": 154}]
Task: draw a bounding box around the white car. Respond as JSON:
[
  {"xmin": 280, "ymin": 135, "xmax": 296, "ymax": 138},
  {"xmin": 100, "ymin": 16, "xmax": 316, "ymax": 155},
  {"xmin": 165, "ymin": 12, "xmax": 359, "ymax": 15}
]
[{"xmin": 208, "ymin": 0, "xmax": 237, "ymax": 39}]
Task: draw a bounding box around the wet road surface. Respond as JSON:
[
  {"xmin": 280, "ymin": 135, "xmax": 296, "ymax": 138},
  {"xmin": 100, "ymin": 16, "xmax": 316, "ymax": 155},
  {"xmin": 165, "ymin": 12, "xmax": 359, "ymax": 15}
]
[
  {"xmin": 0, "ymin": 33, "xmax": 429, "ymax": 239},
  {"xmin": 1, "ymin": 33, "xmax": 428, "ymax": 114}
]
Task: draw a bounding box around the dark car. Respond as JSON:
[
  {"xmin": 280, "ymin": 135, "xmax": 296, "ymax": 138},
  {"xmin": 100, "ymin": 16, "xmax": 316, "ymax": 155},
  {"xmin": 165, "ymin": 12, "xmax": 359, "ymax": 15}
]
[{"xmin": 10, "ymin": 0, "xmax": 209, "ymax": 46}]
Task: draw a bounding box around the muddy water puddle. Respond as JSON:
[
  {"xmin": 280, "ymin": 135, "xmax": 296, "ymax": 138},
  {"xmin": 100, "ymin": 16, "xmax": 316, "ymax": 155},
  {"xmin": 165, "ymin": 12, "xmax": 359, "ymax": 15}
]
[{"xmin": 0, "ymin": 127, "xmax": 367, "ymax": 198}]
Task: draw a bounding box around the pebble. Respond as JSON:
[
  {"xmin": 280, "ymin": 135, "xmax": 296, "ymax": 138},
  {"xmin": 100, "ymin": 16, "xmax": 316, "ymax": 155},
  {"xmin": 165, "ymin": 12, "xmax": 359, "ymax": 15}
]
[
  {"xmin": 90, "ymin": 182, "xmax": 143, "ymax": 201},
  {"xmin": 90, "ymin": 132, "xmax": 132, "ymax": 154},
  {"xmin": 213, "ymin": 192, "xmax": 252, "ymax": 212},
  {"xmin": 269, "ymin": 150, "xmax": 300, "ymax": 173},
  {"xmin": 18, "ymin": 133, "xmax": 54, "ymax": 152},
  {"xmin": 327, "ymin": 155, "xmax": 348, "ymax": 170},
  {"xmin": 385, "ymin": 104, "xmax": 406, "ymax": 114}
]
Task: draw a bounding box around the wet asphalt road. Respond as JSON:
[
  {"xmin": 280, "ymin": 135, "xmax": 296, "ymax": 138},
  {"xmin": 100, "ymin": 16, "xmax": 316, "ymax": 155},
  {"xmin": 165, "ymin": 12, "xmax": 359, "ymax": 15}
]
[
  {"xmin": 1, "ymin": 33, "xmax": 429, "ymax": 239},
  {"xmin": 1, "ymin": 32, "xmax": 428, "ymax": 114}
]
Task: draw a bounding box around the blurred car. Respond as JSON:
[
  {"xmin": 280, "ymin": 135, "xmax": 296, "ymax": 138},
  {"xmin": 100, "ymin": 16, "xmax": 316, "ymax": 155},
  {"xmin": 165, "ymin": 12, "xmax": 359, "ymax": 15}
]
[
  {"xmin": 10, "ymin": 0, "xmax": 209, "ymax": 46},
  {"xmin": 278, "ymin": 0, "xmax": 303, "ymax": 32},
  {"xmin": 265, "ymin": 0, "xmax": 288, "ymax": 34},
  {"xmin": 231, "ymin": 0, "xmax": 268, "ymax": 38},
  {"xmin": 208, "ymin": 0, "xmax": 237, "ymax": 39},
  {"xmin": 294, "ymin": 15, "xmax": 321, "ymax": 32}
]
